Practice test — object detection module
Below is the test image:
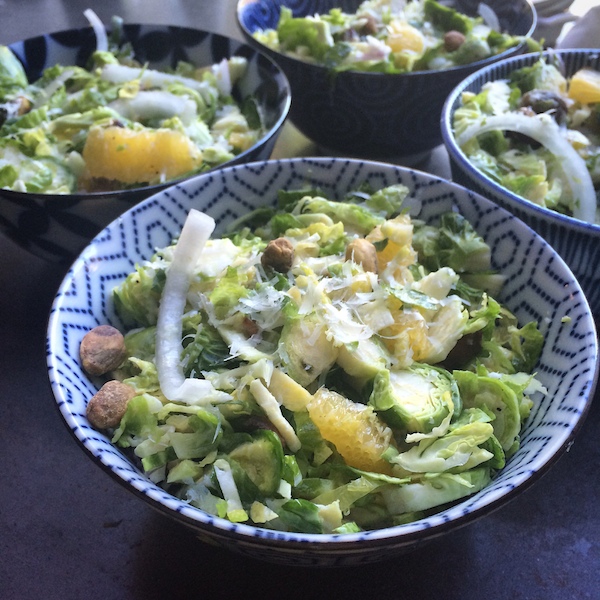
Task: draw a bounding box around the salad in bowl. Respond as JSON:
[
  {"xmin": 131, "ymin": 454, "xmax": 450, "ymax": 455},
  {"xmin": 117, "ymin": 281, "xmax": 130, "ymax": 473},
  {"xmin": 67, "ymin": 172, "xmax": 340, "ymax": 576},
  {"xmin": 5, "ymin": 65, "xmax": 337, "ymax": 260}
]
[
  {"xmin": 252, "ymin": 0, "xmax": 535, "ymax": 74},
  {"xmin": 79, "ymin": 179, "xmax": 545, "ymax": 533},
  {"xmin": 452, "ymin": 54, "xmax": 600, "ymax": 225},
  {"xmin": 47, "ymin": 158, "xmax": 596, "ymax": 564},
  {"xmin": 0, "ymin": 13, "xmax": 269, "ymax": 195}
]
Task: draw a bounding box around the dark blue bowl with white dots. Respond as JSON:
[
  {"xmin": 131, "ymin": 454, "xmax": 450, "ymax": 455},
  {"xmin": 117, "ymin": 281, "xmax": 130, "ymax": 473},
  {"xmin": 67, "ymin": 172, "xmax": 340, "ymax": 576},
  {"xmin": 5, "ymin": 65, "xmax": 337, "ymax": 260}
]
[
  {"xmin": 441, "ymin": 49, "xmax": 600, "ymax": 315},
  {"xmin": 46, "ymin": 157, "xmax": 598, "ymax": 566},
  {"xmin": 236, "ymin": 0, "xmax": 536, "ymax": 161},
  {"xmin": 1, "ymin": 24, "xmax": 291, "ymax": 263}
]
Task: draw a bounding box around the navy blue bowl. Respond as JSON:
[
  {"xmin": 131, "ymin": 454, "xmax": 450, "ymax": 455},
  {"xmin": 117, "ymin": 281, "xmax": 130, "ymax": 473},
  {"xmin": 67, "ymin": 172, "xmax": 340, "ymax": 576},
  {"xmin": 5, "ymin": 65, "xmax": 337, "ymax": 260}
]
[
  {"xmin": 237, "ymin": 0, "xmax": 536, "ymax": 160},
  {"xmin": 441, "ymin": 49, "xmax": 600, "ymax": 315},
  {"xmin": 0, "ymin": 24, "xmax": 291, "ymax": 263}
]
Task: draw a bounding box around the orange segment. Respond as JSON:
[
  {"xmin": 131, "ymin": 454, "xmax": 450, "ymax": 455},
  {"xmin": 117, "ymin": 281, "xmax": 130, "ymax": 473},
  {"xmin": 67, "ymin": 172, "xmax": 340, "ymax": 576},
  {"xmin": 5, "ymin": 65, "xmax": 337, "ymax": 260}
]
[
  {"xmin": 568, "ymin": 68, "xmax": 600, "ymax": 105},
  {"xmin": 385, "ymin": 22, "xmax": 425, "ymax": 54},
  {"xmin": 82, "ymin": 126, "xmax": 202, "ymax": 184},
  {"xmin": 307, "ymin": 387, "xmax": 393, "ymax": 474}
]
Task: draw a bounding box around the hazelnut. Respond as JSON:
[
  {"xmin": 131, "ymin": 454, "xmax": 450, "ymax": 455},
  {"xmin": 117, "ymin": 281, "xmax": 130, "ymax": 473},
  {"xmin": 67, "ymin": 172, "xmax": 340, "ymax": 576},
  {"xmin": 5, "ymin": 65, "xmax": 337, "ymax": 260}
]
[
  {"xmin": 444, "ymin": 30, "xmax": 466, "ymax": 52},
  {"xmin": 17, "ymin": 96, "xmax": 31, "ymax": 115},
  {"xmin": 86, "ymin": 380, "xmax": 136, "ymax": 429},
  {"xmin": 358, "ymin": 14, "xmax": 378, "ymax": 35},
  {"xmin": 261, "ymin": 237, "xmax": 294, "ymax": 273},
  {"xmin": 80, "ymin": 325, "xmax": 127, "ymax": 376},
  {"xmin": 345, "ymin": 238, "xmax": 378, "ymax": 273},
  {"xmin": 241, "ymin": 316, "xmax": 260, "ymax": 337}
]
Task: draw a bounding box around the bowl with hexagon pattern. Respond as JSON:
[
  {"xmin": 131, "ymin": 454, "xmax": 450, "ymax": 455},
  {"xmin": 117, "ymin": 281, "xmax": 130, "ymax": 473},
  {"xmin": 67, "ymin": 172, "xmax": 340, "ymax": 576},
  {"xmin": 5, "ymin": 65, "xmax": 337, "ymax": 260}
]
[{"xmin": 47, "ymin": 157, "xmax": 597, "ymax": 566}]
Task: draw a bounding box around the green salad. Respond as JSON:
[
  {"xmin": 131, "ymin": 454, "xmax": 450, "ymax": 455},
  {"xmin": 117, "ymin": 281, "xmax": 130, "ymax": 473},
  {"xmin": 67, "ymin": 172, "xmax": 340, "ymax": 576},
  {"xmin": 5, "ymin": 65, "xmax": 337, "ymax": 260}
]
[
  {"xmin": 252, "ymin": 0, "xmax": 535, "ymax": 74},
  {"xmin": 453, "ymin": 56, "xmax": 600, "ymax": 224},
  {"xmin": 82, "ymin": 183, "xmax": 546, "ymax": 534},
  {"xmin": 0, "ymin": 15, "xmax": 265, "ymax": 194}
]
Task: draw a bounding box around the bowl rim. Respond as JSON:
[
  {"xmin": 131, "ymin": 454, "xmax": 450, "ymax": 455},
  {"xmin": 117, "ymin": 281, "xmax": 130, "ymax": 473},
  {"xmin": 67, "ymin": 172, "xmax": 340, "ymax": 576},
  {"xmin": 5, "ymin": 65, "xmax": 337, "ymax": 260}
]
[
  {"xmin": 2, "ymin": 22, "xmax": 292, "ymax": 201},
  {"xmin": 46, "ymin": 156, "xmax": 598, "ymax": 551},
  {"xmin": 441, "ymin": 48, "xmax": 600, "ymax": 233},
  {"xmin": 236, "ymin": 0, "xmax": 538, "ymax": 78}
]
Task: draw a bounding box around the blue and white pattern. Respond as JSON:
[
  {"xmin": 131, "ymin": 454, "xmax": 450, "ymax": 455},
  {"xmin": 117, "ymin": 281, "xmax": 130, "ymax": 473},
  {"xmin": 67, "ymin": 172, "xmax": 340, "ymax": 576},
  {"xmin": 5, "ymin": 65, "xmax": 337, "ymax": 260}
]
[
  {"xmin": 441, "ymin": 49, "xmax": 600, "ymax": 315},
  {"xmin": 47, "ymin": 157, "xmax": 598, "ymax": 566},
  {"xmin": 236, "ymin": 0, "xmax": 536, "ymax": 159},
  {"xmin": 0, "ymin": 25, "xmax": 290, "ymax": 263}
]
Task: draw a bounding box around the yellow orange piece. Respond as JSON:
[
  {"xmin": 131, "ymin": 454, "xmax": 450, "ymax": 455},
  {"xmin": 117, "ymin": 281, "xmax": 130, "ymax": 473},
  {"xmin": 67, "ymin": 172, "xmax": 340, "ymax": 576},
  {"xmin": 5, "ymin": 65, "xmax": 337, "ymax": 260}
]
[
  {"xmin": 228, "ymin": 131, "xmax": 259, "ymax": 152},
  {"xmin": 385, "ymin": 22, "xmax": 425, "ymax": 54},
  {"xmin": 380, "ymin": 310, "xmax": 429, "ymax": 367},
  {"xmin": 568, "ymin": 68, "xmax": 600, "ymax": 105},
  {"xmin": 82, "ymin": 126, "xmax": 202, "ymax": 184},
  {"xmin": 307, "ymin": 387, "xmax": 393, "ymax": 474},
  {"xmin": 367, "ymin": 215, "xmax": 417, "ymax": 272}
]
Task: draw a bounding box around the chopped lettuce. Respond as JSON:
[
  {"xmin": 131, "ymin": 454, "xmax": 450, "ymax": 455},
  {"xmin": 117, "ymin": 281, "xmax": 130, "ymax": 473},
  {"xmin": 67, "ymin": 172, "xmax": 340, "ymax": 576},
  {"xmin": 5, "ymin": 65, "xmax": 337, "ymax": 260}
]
[
  {"xmin": 88, "ymin": 184, "xmax": 544, "ymax": 533},
  {"xmin": 453, "ymin": 58, "xmax": 599, "ymax": 224},
  {"xmin": 254, "ymin": 0, "xmax": 531, "ymax": 74},
  {"xmin": 0, "ymin": 34, "xmax": 266, "ymax": 194}
]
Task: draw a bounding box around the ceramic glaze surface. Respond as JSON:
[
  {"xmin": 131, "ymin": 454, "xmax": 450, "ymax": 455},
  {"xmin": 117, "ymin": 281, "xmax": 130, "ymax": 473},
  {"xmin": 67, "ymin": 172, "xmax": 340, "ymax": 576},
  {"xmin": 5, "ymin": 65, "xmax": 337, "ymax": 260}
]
[
  {"xmin": 47, "ymin": 158, "xmax": 597, "ymax": 566},
  {"xmin": 441, "ymin": 49, "xmax": 600, "ymax": 315},
  {"xmin": 237, "ymin": 0, "xmax": 536, "ymax": 158},
  {"xmin": 0, "ymin": 25, "xmax": 290, "ymax": 263}
]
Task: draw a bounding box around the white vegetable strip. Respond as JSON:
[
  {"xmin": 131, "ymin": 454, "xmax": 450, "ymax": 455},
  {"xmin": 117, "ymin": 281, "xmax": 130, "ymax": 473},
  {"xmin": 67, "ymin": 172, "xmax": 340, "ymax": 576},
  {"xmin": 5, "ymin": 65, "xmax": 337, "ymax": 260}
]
[
  {"xmin": 212, "ymin": 59, "xmax": 232, "ymax": 96},
  {"xmin": 109, "ymin": 90, "xmax": 198, "ymax": 125},
  {"xmin": 249, "ymin": 380, "xmax": 302, "ymax": 452},
  {"xmin": 101, "ymin": 63, "xmax": 214, "ymax": 101},
  {"xmin": 477, "ymin": 3, "xmax": 500, "ymax": 31},
  {"xmin": 84, "ymin": 8, "xmax": 108, "ymax": 53},
  {"xmin": 213, "ymin": 459, "xmax": 248, "ymax": 521},
  {"xmin": 156, "ymin": 209, "xmax": 227, "ymax": 404},
  {"xmin": 457, "ymin": 113, "xmax": 597, "ymax": 223}
]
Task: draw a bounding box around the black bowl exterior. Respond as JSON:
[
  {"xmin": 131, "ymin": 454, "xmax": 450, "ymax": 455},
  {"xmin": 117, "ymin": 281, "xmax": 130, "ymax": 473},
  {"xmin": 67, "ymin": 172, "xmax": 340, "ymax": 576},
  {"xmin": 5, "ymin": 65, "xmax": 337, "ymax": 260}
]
[
  {"xmin": 441, "ymin": 49, "xmax": 600, "ymax": 315},
  {"xmin": 237, "ymin": 0, "xmax": 536, "ymax": 158},
  {"xmin": 1, "ymin": 25, "xmax": 291, "ymax": 263}
]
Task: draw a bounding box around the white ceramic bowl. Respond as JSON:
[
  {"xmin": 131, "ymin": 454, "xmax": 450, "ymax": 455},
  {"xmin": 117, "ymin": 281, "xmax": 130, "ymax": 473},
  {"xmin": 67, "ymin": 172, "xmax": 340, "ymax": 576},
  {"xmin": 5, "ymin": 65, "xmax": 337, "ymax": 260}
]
[
  {"xmin": 441, "ymin": 49, "xmax": 600, "ymax": 315},
  {"xmin": 47, "ymin": 157, "xmax": 598, "ymax": 566}
]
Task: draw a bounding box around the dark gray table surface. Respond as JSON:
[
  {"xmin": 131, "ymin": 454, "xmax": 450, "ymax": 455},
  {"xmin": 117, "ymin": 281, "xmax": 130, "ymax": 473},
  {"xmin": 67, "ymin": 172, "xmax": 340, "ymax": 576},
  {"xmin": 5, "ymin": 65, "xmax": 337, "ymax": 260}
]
[{"xmin": 1, "ymin": 1, "xmax": 598, "ymax": 599}]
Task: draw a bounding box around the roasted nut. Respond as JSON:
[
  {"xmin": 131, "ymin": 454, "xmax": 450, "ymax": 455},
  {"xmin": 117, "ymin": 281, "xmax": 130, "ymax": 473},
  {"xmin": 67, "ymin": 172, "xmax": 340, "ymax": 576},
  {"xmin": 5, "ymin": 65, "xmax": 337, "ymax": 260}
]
[
  {"xmin": 86, "ymin": 380, "xmax": 136, "ymax": 429},
  {"xmin": 80, "ymin": 325, "xmax": 127, "ymax": 376},
  {"xmin": 241, "ymin": 316, "xmax": 260, "ymax": 337},
  {"xmin": 357, "ymin": 14, "xmax": 378, "ymax": 35},
  {"xmin": 261, "ymin": 237, "xmax": 294, "ymax": 272},
  {"xmin": 345, "ymin": 238, "xmax": 378, "ymax": 273},
  {"xmin": 443, "ymin": 30, "xmax": 466, "ymax": 52},
  {"xmin": 17, "ymin": 96, "xmax": 31, "ymax": 116}
]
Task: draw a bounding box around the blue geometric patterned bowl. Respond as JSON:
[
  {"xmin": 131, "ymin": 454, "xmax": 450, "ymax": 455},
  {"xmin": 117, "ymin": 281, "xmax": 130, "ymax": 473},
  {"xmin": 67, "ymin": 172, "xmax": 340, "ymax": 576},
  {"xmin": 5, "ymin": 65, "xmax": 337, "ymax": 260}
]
[
  {"xmin": 441, "ymin": 49, "xmax": 600, "ymax": 315},
  {"xmin": 236, "ymin": 0, "xmax": 536, "ymax": 161},
  {"xmin": 0, "ymin": 24, "xmax": 290, "ymax": 263},
  {"xmin": 47, "ymin": 157, "xmax": 597, "ymax": 567}
]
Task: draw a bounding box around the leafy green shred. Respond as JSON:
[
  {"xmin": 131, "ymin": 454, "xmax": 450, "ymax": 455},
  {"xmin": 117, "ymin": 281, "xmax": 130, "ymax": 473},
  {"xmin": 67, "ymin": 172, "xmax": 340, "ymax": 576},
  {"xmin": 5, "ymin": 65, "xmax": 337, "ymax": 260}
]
[{"xmin": 91, "ymin": 184, "xmax": 545, "ymax": 533}]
